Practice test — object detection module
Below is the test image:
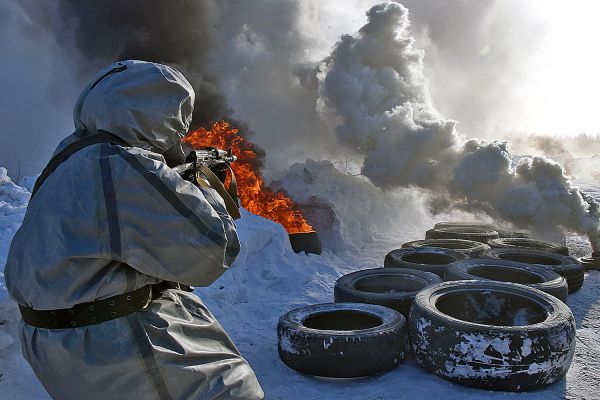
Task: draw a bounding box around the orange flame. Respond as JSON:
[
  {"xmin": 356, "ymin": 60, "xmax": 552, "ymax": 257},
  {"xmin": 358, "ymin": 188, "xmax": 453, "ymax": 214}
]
[{"xmin": 183, "ymin": 121, "xmax": 314, "ymax": 234}]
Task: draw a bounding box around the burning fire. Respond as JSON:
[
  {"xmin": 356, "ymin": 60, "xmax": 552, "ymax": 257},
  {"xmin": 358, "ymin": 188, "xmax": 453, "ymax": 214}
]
[{"xmin": 183, "ymin": 121, "xmax": 314, "ymax": 234}]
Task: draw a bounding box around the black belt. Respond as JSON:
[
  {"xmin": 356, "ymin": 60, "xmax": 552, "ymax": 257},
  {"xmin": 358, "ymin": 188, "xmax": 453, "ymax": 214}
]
[{"xmin": 19, "ymin": 284, "xmax": 156, "ymax": 329}]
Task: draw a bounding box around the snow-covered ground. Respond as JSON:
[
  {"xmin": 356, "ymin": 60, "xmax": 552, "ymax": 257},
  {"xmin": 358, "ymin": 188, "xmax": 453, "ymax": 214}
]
[{"xmin": 1, "ymin": 169, "xmax": 599, "ymax": 399}]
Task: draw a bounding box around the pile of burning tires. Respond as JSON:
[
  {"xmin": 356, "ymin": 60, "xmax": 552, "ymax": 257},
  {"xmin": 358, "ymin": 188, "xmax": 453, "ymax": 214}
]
[{"xmin": 277, "ymin": 222, "xmax": 585, "ymax": 392}]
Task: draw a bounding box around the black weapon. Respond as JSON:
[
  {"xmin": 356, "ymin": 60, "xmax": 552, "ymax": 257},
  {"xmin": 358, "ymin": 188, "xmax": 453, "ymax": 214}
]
[
  {"xmin": 173, "ymin": 147, "xmax": 241, "ymax": 219},
  {"xmin": 173, "ymin": 147, "xmax": 237, "ymax": 184}
]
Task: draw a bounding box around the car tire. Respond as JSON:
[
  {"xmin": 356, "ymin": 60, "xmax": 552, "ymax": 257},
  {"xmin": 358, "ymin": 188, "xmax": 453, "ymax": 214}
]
[
  {"xmin": 409, "ymin": 280, "xmax": 576, "ymax": 391},
  {"xmin": 488, "ymin": 238, "xmax": 569, "ymax": 256},
  {"xmin": 494, "ymin": 228, "xmax": 530, "ymax": 239},
  {"xmin": 434, "ymin": 221, "xmax": 495, "ymax": 230},
  {"xmin": 278, "ymin": 303, "xmax": 407, "ymax": 377},
  {"xmin": 426, "ymin": 227, "xmax": 499, "ymax": 243},
  {"xmin": 445, "ymin": 258, "xmax": 568, "ymax": 302},
  {"xmin": 484, "ymin": 249, "xmax": 584, "ymax": 293},
  {"xmin": 433, "ymin": 222, "xmax": 529, "ymax": 239},
  {"xmin": 384, "ymin": 247, "xmax": 467, "ymax": 277},
  {"xmin": 334, "ymin": 268, "xmax": 442, "ymax": 317},
  {"xmin": 578, "ymin": 253, "xmax": 600, "ymax": 271},
  {"xmin": 402, "ymin": 239, "xmax": 491, "ymax": 257}
]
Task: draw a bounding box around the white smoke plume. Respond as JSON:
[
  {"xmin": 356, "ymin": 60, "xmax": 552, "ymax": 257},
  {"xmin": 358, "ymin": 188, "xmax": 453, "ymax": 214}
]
[
  {"xmin": 507, "ymin": 134, "xmax": 577, "ymax": 176},
  {"xmin": 312, "ymin": 2, "xmax": 600, "ymax": 246}
]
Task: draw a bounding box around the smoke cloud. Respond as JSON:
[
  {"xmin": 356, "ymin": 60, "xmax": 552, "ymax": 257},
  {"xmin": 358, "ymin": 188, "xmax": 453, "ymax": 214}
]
[
  {"xmin": 2, "ymin": 1, "xmax": 598, "ymax": 247},
  {"xmin": 393, "ymin": 0, "xmax": 550, "ymax": 139},
  {"xmin": 4, "ymin": 0, "xmax": 559, "ymax": 173},
  {"xmin": 313, "ymin": 2, "xmax": 600, "ymax": 245},
  {"xmin": 0, "ymin": 1, "xmax": 80, "ymax": 177},
  {"xmin": 206, "ymin": 1, "xmax": 362, "ymax": 173},
  {"xmin": 508, "ymin": 134, "xmax": 577, "ymax": 175},
  {"xmin": 15, "ymin": 0, "xmax": 267, "ymax": 170},
  {"xmin": 38, "ymin": 0, "xmax": 225, "ymax": 129}
]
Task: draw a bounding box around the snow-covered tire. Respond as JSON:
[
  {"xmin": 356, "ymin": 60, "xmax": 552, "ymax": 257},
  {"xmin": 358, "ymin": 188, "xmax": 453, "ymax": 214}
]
[
  {"xmin": 277, "ymin": 303, "xmax": 407, "ymax": 377},
  {"xmin": 402, "ymin": 239, "xmax": 491, "ymax": 257},
  {"xmin": 445, "ymin": 259, "xmax": 568, "ymax": 302},
  {"xmin": 426, "ymin": 227, "xmax": 499, "ymax": 244},
  {"xmin": 485, "ymin": 249, "xmax": 584, "ymax": 293},
  {"xmin": 488, "ymin": 238, "xmax": 569, "ymax": 256},
  {"xmin": 409, "ymin": 280, "xmax": 576, "ymax": 392},
  {"xmin": 334, "ymin": 268, "xmax": 442, "ymax": 317},
  {"xmin": 384, "ymin": 247, "xmax": 467, "ymax": 277}
]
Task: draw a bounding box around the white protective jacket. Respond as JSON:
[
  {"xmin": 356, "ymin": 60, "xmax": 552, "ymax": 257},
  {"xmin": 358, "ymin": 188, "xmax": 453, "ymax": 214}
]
[{"xmin": 4, "ymin": 60, "xmax": 264, "ymax": 400}]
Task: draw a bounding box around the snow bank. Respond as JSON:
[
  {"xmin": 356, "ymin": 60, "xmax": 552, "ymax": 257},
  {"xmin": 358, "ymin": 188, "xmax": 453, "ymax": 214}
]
[
  {"xmin": 0, "ymin": 169, "xmax": 49, "ymax": 398},
  {"xmin": 269, "ymin": 159, "xmax": 431, "ymax": 252},
  {"xmin": 0, "ymin": 168, "xmax": 30, "ymax": 301}
]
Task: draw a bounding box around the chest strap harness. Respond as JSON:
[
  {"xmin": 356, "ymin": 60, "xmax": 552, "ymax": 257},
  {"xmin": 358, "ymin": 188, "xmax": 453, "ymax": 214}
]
[{"xmin": 31, "ymin": 130, "xmax": 129, "ymax": 197}]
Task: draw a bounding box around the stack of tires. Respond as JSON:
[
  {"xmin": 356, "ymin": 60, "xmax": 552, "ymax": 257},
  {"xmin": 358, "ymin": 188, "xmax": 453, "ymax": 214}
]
[{"xmin": 277, "ymin": 221, "xmax": 581, "ymax": 392}]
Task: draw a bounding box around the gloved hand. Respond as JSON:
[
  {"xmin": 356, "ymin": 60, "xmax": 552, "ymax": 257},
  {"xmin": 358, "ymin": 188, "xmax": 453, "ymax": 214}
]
[{"xmin": 209, "ymin": 163, "xmax": 228, "ymax": 183}]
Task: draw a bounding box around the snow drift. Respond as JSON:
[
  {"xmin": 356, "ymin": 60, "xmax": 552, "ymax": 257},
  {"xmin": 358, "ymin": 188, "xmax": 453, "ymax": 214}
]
[{"xmin": 270, "ymin": 159, "xmax": 428, "ymax": 252}]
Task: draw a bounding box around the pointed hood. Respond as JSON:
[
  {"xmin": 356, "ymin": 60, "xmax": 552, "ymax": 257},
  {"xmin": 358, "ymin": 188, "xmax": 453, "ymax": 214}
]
[{"xmin": 73, "ymin": 60, "xmax": 195, "ymax": 153}]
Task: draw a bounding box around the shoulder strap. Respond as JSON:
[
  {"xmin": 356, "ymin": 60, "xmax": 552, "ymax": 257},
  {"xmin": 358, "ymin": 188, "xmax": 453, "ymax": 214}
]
[
  {"xmin": 31, "ymin": 131, "xmax": 129, "ymax": 198},
  {"xmin": 196, "ymin": 165, "xmax": 241, "ymax": 220},
  {"xmin": 224, "ymin": 163, "xmax": 239, "ymax": 205}
]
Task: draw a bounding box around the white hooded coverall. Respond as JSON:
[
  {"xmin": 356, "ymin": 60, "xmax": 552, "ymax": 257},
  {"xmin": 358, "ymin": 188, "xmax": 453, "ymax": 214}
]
[{"xmin": 4, "ymin": 60, "xmax": 264, "ymax": 400}]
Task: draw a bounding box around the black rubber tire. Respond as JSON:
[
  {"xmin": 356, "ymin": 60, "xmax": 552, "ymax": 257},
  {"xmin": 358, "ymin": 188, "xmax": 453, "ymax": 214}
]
[
  {"xmin": 277, "ymin": 303, "xmax": 407, "ymax": 377},
  {"xmin": 488, "ymin": 238, "xmax": 569, "ymax": 256},
  {"xmin": 495, "ymin": 229, "xmax": 530, "ymax": 239},
  {"xmin": 289, "ymin": 232, "xmax": 322, "ymax": 255},
  {"xmin": 445, "ymin": 259, "xmax": 568, "ymax": 302},
  {"xmin": 384, "ymin": 247, "xmax": 467, "ymax": 277},
  {"xmin": 409, "ymin": 280, "xmax": 576, "ymax": 392},
  {"xmin": 579, "ymin": 255, "xmax": 600, "ymax": 271},
  {"xmin": 334, "ymin": 268, "xmax": 442, "ymax": 317},
  {"xmin": 426, "ymin": 227, "xmax": 499, "ymax": 244},
  {"xmin": 484, "ymin": 249, "xmax": 584, "ymax": 293},
  {"xmin": 434, "ymin": 221, "xmax": 495, "ymax": 230},
  {"xmin": 402, "ymin": 239, "xmax": 491, "ymax": 258},
  {"xmin": 433, "ymin": 222, "xmax": 529, "ymax": 239}
]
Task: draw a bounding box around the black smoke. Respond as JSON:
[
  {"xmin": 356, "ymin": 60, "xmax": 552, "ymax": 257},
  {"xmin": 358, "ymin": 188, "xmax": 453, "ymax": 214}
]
[
  {"xmin": 21, "ymin": 0, "xmax": 265, "ymax": 170},
  {"xmin": 58, "ymin": 0, "xmax": 226, "ymax": 129}
]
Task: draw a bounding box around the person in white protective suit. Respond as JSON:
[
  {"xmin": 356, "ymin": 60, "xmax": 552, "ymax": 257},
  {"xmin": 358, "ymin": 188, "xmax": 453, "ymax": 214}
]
[{"xmin": 4, "ymin": 60, "xmax": 264, "ymax": 400}]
